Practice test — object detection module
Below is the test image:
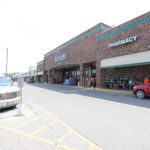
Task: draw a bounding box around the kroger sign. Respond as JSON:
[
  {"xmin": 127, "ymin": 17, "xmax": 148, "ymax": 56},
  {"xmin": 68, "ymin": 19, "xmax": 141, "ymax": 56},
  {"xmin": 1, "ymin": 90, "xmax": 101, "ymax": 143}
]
[{"xmin": 55, "ymin": 51, "xmax": 67, "ymax": 64}]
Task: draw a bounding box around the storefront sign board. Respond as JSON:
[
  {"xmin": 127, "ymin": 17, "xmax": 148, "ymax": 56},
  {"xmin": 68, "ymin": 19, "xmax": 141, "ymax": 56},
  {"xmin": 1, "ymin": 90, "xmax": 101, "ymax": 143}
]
[
  {"xmin": 108, "ymin": 36, "xmax": 137, "ymax": 48},
  {"xmin": 55, "ymin": 51, "xmax": 67, "ymax": 64}
]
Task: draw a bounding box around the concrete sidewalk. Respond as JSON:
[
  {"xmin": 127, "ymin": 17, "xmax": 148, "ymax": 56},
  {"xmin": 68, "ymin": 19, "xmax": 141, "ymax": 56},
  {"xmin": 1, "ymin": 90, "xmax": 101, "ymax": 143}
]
[{"xmin": 28, "ymin": 82, "xmax": 133, "ymax": 94}]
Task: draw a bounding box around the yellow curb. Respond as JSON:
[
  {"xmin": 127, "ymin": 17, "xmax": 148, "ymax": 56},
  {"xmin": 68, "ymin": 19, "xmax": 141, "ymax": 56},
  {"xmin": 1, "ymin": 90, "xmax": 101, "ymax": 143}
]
[{"xmin": 73, "ymin": 86, "xmax": 132, "ymax": 94}]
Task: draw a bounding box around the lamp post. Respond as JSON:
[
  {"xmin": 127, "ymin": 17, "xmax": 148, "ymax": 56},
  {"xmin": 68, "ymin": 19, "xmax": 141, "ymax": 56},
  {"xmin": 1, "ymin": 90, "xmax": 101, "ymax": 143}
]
[{"xmin": 6, "ymin": 47, "xmax": 8, "ymax": 75}]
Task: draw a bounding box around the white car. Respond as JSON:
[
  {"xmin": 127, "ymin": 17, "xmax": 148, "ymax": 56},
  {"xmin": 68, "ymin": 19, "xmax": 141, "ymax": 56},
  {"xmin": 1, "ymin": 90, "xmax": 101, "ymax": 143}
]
[{"xmin": 0, "ymin": 76, "xmax": 21, "ymax": 109}]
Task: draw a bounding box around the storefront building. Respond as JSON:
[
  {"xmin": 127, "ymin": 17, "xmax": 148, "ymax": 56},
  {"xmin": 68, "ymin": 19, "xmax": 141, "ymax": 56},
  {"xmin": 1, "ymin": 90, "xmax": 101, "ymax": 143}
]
[
  {"xmin": 38, "ymin": 12, "xmax": 150, "ymax": 89},
  {"xmin": 44, "ymin": 22, "xmax": 110, "ymax": 86},
  {"xmin": 27, "ymin": 66, "xmax": 37, "ymax": 82},
  {"xmin": 96, "ymin": 12, "xmax": 150, "ymax": 88},
  {"xmin": 37, "ymin": 60, "xmax": 44, "ymax": 82}
]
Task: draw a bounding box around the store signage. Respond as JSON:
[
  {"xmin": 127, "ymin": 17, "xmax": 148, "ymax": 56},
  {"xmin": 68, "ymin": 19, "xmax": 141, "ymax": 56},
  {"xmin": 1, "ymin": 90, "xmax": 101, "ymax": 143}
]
[
  {"xmin": 55, "ymin": 51, "xmax": 67, "ymax": 64},
  {"xmin": 108, "ymin": 35, "xmax": 137, "ymax": 48}
]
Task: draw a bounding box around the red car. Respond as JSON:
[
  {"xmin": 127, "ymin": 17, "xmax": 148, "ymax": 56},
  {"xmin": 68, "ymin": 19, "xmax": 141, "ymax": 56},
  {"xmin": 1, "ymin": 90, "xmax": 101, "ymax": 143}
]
[{"xmin": 133, "ymin": 84, "xmax": 150, "ymax": 99}]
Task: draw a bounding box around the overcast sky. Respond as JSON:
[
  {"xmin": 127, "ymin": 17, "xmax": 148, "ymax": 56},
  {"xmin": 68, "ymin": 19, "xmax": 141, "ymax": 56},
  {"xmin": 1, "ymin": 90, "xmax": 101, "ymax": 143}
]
[{"xmin": 0, "ymin": 0, "xmax": 149, "ymax": 74}]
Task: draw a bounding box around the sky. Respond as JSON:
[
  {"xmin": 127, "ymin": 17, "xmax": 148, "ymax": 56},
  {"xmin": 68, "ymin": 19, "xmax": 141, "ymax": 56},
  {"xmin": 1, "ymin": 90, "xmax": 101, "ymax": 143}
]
[{"xmin": 0, "ymin": 0, "xmax": 149, "ymax": 74}]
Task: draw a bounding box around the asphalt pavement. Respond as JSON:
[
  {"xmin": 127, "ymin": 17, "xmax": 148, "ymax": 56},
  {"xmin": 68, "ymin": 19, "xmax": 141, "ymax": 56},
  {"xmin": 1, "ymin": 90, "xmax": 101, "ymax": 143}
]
[{"xmin": 0, "ymin": 83, "xmax": 150, "ymax": 150}]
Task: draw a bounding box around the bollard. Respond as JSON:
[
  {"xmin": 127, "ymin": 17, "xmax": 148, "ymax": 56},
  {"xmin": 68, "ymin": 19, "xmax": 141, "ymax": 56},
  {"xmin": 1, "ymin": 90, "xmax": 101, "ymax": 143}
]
[{"xmin": 16, "ymin": 77, "xmax": 26, "ymax": 116}]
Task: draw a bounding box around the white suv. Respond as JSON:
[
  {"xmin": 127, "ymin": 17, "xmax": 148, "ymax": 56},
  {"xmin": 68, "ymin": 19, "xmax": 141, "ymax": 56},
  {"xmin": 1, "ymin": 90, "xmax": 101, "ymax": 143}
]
[{"xmin": 0, "ymin": 76, "xmax": 21, "ymax": 109}]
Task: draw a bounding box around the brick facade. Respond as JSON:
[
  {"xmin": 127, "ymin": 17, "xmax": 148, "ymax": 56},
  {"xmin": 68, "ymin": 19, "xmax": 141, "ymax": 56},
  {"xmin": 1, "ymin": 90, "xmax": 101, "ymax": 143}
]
[
  {"xmin": 37, "ymin": 60, "xmax": 44, "ymax": 73},
  {"xmin": 96, "ymin": 12, "xmax": 150, "ymax": 87},
  {"xmin": 38, "ymin": 12, "xmax": 150, "ymax": 87},
  {"xmin": 44, "ymin": 23, "xmax": 110, "ymax": 71}
]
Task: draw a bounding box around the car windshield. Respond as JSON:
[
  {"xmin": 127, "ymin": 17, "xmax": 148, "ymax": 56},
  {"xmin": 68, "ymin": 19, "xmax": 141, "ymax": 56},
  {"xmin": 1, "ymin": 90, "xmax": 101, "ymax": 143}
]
[{"xmin": 0, "ymin": 77, "xmax": 12, "ymax": 86}]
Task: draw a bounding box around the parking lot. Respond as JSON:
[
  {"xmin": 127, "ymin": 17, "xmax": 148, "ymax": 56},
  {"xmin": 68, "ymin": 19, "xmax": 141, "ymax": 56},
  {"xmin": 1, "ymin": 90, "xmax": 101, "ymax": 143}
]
[
  {"xmin": 0, "ymin": 104, "xmax": 102, "ymax": 150},
  {"xmin": 0, "ymin": 83, "xmax": 150, "ymax": 150}
]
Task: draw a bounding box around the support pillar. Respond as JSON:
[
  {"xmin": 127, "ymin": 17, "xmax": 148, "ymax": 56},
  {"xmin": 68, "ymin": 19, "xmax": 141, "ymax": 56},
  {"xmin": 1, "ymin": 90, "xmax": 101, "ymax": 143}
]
[
  {"xmin": 44, "ymin": 71, "xmax": 46, "ymax": 83},
  {"xmin": 44, "ymin": 71, "xmax": 48, "ymax": 83},
  {"xmin": 96, "ymin": 59, "xmax": 106, "ymax": 88},
  {"xmin": 48, "ymin": 70, "xmax": 51, "ymax": 83},
  {"xmin": 80, "ymin": 63, "xmax": 85, "ymax": 87}
]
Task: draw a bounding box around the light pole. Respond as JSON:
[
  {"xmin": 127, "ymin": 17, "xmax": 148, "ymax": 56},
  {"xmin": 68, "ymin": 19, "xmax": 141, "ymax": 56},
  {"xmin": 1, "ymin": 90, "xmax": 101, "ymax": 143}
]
[{"xmin": 6, "ymin": 47, "xmax": 8, "ymax": 75}]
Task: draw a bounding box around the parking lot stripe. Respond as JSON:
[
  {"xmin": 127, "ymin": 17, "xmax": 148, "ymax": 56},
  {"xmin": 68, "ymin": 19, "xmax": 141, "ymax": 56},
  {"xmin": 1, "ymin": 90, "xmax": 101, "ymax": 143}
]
[
  {"xmin": 56, "ymin": 130, "xmax": 73, "ymax": 143},
  {"xmin": 0, "ymin": 119, "xmax": 11, "ymax": 124},
  {"xmin": 30, "ymin": 120, "xmax": 57, "ymax": 136},
  {"xmin": 13, "ymin": 114, "xmax": 45, "ymax": 129},
  {"xmin": 39, "ymin": 106, "xmax": 103, "ymax": 150},
  {"xmin": 0, "ymin": 124, "xmax": 77, "ymax": 150}
]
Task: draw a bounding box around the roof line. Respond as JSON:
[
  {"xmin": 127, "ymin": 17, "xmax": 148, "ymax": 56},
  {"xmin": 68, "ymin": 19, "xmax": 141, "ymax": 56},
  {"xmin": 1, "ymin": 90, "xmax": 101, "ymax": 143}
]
[
  {"xmin": 96, "ymin": 16, "xmax": 150, "ymax": 41},
  {"xmin": 44, "ymin": 25, "xmax": 109, "ymax": 57}
]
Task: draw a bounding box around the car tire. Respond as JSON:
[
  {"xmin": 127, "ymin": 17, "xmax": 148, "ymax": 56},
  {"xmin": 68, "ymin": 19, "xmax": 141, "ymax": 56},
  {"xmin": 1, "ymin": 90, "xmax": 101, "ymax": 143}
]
[{"xmin": 136, "ymin": 90, "xmax": 145, "ymax": 99}]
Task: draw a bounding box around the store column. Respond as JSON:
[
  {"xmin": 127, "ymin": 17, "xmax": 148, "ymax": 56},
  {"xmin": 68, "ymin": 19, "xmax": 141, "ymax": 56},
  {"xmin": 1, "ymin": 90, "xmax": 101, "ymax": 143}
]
[
  {"xmin": 42, "ymin": 60, "xmax": 45, "ymax": 83},
  {"xmin": 48, "ymin": 70, "xmax": 51, "ymax": 83},
  {"xmin": 80, "ymin": 63, "xmax": 85, "ymax": 87},
  {"xmin": 43, "ymin": 71, "xmax": 47, "ymax": 83},
  {"xmin": 96, "ymin": 59, "xmax": 106, "ymax": 88}
]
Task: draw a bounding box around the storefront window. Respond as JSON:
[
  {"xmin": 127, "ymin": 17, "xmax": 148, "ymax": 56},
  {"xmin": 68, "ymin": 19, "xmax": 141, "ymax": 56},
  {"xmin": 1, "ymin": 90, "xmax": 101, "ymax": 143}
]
[
  {"xmin": 85, "ymin": 67, "xmax": 92, "ymax": 78},
  {"xmin": 72, "ymin": 71, "xmax": 75, "ymax": 76},
  {"xmin": 62, "ymin": 67, "xmax": 80, "ymax": 84},
  {"xmin": 83, "ymin": 62, "xmax": 96, "ymax": 87},
  {"xmin": 92, "ymin": 69, "xmax": 96, "ymax": 74},
  {"xmin": 77, "ymin": 70, "xmax": 80, "ymax": 76},
  {"xmin": 92, "ymin": 69, "xmax": 96, "ymax": 77}
]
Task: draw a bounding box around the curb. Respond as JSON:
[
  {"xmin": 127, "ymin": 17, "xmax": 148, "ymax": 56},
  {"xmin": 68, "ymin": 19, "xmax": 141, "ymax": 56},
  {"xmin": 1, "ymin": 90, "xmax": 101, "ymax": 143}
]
[{"xmin": 73, "ymin": 86, "xmax": 132, "ymax": 94}]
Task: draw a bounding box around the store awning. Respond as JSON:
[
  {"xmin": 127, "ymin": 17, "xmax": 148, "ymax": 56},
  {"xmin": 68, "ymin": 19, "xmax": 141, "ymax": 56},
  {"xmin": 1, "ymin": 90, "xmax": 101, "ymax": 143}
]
[{"xmin": 101, "ymin": 50, "xmax": 150, "ymax": 69}]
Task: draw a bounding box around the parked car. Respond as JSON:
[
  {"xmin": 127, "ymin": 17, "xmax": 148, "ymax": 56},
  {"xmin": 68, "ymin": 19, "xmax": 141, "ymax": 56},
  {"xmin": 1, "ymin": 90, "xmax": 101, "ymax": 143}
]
[
  {"xmin": 0, "ymin": 75, "xmax": 21, "ymax": 109},
  {"xmin": 27, "ymin": 78, "xmax": 34, "ymax": 83},
  {"xmin": 133, "ymin": 84, "xmax": 150, "ymax": 99}
]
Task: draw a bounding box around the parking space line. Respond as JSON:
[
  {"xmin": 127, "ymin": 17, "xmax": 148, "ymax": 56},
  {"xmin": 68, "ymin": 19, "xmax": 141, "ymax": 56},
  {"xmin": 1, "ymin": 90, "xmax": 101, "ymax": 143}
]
[
  {"xmin": 0, "ymin": 106, "xmax": 103, "ymax": 150},
  {"xmin": 31, "ymin": 136, "xmax": 77, "ymax": 150},
  {"xmin": 0, "ymin": 124, "xmax": 77, "ymax": 150},
  {"xmin": 30, "ymin": 120, "xmax": 57, "ymax": 136},
  {"xmin": 39, "ymin": 106, "xmax": 103, "ymax": 150},
  {"xmin": 0, "ymin": 118, "xmax": 11, "ymax": 124},
  {"xmin": 13, "ymin": 114, "xmax": 46, "ymax": 129},
  {"xmin": 56, "ymin": 130, "xmax": 73, "ymax": 143}
]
